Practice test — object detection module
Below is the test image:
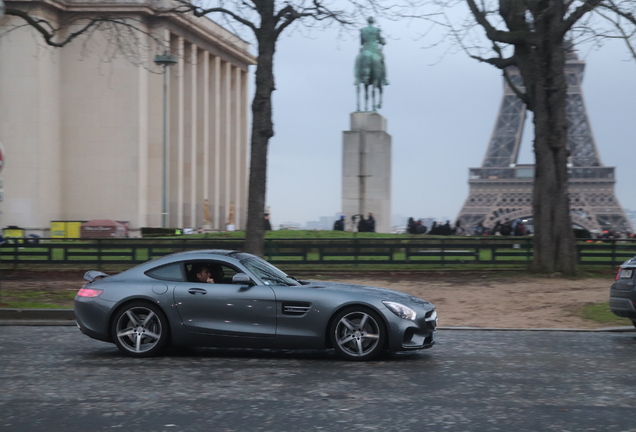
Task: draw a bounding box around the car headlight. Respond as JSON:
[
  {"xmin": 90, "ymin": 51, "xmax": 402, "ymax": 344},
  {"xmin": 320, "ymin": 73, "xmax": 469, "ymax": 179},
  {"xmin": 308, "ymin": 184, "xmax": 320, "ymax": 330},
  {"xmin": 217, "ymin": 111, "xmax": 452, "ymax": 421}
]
[{"xmin": 382, "ymin": 301, "xmax": 417, "ymax": 320}]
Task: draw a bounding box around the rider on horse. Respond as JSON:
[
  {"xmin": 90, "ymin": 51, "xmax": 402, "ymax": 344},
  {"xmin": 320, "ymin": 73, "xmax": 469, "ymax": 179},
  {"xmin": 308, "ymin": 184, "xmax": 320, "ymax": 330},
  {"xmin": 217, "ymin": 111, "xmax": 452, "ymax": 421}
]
[{"xmin": 355, "ymin": 17, "xmax": 389, "ymax": 111}]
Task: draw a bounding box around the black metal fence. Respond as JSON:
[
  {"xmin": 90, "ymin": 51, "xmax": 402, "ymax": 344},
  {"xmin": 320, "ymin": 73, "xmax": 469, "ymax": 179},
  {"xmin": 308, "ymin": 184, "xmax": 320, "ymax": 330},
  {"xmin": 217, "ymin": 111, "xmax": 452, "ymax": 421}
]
[{"xmin": 1, "ymin": 237, "xmax": 635, "ymax": 268}]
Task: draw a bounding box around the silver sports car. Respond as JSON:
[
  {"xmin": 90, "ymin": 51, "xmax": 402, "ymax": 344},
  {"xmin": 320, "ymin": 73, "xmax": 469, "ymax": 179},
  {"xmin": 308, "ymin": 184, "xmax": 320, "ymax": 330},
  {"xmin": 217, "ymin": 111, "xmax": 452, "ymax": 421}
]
[{"xmin": 75, "ymin": 250, "xmax": 438, "ymax": 361}]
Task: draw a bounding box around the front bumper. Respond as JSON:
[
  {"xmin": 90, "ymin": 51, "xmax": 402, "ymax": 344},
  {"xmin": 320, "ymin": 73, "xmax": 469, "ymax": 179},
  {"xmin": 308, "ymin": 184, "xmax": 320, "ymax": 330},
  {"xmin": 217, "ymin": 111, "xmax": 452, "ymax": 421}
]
[{"xmin": 384, "ymin": 307, "xmax": 437, "ymax": 351}]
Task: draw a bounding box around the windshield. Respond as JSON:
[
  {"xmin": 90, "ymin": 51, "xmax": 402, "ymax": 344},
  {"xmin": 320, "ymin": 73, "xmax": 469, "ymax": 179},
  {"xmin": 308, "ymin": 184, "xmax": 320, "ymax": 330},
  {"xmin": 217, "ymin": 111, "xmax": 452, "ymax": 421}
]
[{"xmin": 241, "ymin": 256, "xmax": 300, "ymax": 287}]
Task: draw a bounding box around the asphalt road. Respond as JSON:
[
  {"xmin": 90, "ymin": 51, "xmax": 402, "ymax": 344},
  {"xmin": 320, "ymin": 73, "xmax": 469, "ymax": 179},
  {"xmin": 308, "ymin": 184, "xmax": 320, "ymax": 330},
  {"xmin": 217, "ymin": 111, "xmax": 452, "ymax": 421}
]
[{"xmin": 1, "ymin": 327, "xmax": 636, "ymax": 432}]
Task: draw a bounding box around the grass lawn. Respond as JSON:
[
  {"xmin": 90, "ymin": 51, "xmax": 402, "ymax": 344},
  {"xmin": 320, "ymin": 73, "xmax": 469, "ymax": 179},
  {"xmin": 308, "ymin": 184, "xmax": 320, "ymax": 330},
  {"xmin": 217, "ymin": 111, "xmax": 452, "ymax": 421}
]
[
  {"xmin": 578, "ymin": 302, "xmax": 633, "ymax": 327},
  {"xmin": 0, "ymin": 287, "xmax": 77, "ymax": 309}
]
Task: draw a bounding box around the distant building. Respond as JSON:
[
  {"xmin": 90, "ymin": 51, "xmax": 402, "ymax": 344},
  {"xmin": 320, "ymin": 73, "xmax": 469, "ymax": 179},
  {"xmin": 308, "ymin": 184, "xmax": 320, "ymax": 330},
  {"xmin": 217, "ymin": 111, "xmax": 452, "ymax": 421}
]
[
  {"xmin": 305, "ymin": 214, "xmax": 338, "ymax": 230},
  {"xmin": 0, "ymin": 0, "xmax": 255, "ymax": 234},
  {"xmin": 278, "ymin": 222, "xmax": 302, "ymax": 230}
]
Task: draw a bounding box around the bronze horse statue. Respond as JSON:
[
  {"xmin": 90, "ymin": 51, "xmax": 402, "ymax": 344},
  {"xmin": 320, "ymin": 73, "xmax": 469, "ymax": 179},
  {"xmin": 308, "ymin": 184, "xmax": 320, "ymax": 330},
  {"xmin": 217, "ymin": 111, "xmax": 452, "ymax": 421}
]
[{"xmin": 355, "ymin": 17, "xmax": 388, "ymax": 112}]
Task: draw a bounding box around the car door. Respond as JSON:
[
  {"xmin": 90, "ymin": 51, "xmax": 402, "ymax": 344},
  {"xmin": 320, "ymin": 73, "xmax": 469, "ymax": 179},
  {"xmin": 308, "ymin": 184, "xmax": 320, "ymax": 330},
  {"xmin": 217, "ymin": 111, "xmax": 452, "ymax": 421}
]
[{"xmin": 173, "ymin": 261, "xmax": 277, "ymax": 337}]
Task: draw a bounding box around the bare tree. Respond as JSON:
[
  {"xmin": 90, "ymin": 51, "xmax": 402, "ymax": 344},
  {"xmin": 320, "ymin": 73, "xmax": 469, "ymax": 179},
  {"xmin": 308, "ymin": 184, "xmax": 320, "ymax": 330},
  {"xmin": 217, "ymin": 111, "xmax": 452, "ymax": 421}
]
[
  {"xmin": 1, "ymin": 2, "xmax": 170, "ymax": 66},
  {"xmin": 2, "ymin": 0, "xmax": 383, "ymax": 256},
  {"xmin": 165, "ymin": 0, "xmax": 357, "ymax": 256},
  {"xmin": 431, "ymin": 0, "xmax": 636, "ymax": 274}
]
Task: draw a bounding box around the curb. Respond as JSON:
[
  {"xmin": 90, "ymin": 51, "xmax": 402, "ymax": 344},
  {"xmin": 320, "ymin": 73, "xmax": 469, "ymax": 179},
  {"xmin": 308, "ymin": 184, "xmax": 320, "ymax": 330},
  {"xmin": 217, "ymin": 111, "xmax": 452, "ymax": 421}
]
[
  {"xmin": 0, "ymin": 308, "xmax": 634, "ymax": 332},
  {"xmin": 0, "ymin": 308, "xmax": 75, "ymax": 321},
  {"xmin": 0, "ymin": 320, "xmax": 77, "ymax": 326},
  {"xmin": 437, "ymin": 326, "xmax": 636, "ymax": 332}
]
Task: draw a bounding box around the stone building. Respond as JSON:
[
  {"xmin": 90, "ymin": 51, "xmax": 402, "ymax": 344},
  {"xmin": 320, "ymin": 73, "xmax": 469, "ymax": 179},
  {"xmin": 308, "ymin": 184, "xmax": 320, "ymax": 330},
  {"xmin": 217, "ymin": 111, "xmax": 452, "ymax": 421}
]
[{"xmin": 0, "ymin": 0, "xmax": 255, "ymax": 235}]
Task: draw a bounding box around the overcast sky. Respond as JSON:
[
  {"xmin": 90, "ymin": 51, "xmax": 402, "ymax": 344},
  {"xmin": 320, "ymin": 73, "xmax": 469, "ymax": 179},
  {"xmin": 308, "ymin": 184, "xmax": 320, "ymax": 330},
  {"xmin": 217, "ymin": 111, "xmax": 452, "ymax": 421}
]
[{"xmin": 242, "ymin": 14, "xmax": 636, "ymax": 227}]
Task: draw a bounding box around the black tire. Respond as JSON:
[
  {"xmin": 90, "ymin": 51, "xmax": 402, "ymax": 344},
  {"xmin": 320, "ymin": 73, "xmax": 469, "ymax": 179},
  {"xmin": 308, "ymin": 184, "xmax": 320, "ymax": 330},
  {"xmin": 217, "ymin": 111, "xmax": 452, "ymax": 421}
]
[
  {"xmin": 111, "ymin": 301, "xmax": 169, "ymax": 357},
  {"xmin": 329, "ymin": 306, "xmax": 386, "ymax": 361}
]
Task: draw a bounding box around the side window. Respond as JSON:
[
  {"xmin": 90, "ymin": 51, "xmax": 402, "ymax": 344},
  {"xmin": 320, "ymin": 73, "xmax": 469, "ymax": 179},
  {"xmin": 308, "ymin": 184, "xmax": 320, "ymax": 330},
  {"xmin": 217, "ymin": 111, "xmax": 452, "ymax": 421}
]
[
  {"xmin": 145, "ymin": 262, "xmax": 185, "ymax": 281},
  {"xmin": 185, "ymin": 261, "xmax": 241, "ymax": 284},
  {"xmin": 218, "ymin": 265, "xmax": 239, "ymax": 283}
]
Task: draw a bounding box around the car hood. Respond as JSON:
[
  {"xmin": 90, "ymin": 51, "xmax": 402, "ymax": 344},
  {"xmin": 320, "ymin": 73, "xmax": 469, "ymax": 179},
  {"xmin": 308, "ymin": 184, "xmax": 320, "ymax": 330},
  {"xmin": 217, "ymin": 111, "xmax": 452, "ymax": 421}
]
[{"xmin": 303, "ymin": 280, "xmax": 434, "ymax": 309}]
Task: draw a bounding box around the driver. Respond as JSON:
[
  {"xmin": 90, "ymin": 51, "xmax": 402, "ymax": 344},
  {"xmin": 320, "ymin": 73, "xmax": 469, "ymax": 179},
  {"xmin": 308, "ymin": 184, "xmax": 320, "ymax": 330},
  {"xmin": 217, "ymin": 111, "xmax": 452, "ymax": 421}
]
[{"xmin": 191, "ymin": 263, "xmax": 215, "ymax": 283}]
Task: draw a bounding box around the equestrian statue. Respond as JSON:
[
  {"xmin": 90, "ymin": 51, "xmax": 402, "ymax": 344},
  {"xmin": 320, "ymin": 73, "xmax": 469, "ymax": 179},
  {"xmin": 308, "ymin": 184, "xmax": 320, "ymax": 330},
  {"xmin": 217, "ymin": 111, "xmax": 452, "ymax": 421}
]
[{"xmin": 355, "ymin": 17, "xmax": 389, "ymax": 111}]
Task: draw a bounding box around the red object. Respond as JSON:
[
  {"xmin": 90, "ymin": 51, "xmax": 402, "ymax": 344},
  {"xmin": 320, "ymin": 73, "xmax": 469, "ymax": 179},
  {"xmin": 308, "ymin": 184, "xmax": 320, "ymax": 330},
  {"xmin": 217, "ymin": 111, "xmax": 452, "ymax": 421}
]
[
  {"xmin": 0, "ymin": 142, "xmax": 5, "ymax": 174},
  {"xmin": 77, "ymin": 288, "xmax": 103, "ymax": 297},
  {"xmin": 80, "ymin": 219, "xmax": 127, "ymax": 238}
]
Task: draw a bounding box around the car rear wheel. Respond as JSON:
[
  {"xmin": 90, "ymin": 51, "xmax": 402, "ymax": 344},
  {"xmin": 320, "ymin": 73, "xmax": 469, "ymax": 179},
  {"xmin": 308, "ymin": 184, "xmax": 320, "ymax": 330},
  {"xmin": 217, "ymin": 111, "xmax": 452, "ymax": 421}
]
[
  {"xmin": 111, "ymin": 302, "xmax": 169, "ymax": 357},
  {"xmin": 330, "ymin": 307, "xmax": 385, "ymax": 361}
]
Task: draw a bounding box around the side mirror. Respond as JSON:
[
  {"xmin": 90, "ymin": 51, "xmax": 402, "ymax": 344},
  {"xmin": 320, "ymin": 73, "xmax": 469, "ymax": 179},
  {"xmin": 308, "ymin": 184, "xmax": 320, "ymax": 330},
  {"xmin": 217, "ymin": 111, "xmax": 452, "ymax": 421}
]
[{"xmin": 232, "ymin": 273, "xmax": 253, "ymax": 285}]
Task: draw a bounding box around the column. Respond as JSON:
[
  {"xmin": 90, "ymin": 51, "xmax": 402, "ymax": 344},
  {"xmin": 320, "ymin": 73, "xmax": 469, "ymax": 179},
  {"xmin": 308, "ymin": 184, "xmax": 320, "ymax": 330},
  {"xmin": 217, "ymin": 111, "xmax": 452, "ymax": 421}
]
[
  {"xmin": 212, "ymin": 56, "xmax": 221, "ymax": 230},
  {"xmin": 189, "ymin": 43, "xmax": 198, "ymax": 228},
  {"xmin": 224, "ymin": 61, "xmax": 232, "ymax": 228},
  {"xmin": 201, "ymin": 51, "xmax": 210, "ymax": 228},
  {"xmin": 137, "ymin": 29, "xmax": 150, "ymax": 228},
  {"xmin": 177, "ymin": 37, "xmax": 185, "ymax": 228}
]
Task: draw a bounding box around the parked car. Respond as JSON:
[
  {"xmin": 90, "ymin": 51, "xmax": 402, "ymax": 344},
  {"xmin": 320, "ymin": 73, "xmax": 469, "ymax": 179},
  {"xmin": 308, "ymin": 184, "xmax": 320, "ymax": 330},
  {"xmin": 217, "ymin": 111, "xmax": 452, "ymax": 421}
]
[
  {"xmin": 75, "ymin": 250, "xmax": 437, "ymax": 361},
  {"xmin": 609, "ymin": 255, "xmax": 636, "ymax": 328}
]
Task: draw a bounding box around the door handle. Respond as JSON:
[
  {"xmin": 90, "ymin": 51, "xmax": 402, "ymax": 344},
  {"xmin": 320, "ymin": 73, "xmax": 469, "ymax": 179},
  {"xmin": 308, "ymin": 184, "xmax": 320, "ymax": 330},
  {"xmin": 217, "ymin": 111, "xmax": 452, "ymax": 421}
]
[{"xmin": 188, "ymin": 288, "xmax": 207, "ymax": 295}]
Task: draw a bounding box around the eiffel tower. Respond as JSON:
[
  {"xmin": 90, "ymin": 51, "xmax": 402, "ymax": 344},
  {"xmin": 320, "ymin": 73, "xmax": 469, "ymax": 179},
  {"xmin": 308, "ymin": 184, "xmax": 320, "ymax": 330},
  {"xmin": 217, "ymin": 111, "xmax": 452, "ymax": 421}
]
[{"xmin": 456, "ymin": 50, "xmax": 633, "ymax": 235}]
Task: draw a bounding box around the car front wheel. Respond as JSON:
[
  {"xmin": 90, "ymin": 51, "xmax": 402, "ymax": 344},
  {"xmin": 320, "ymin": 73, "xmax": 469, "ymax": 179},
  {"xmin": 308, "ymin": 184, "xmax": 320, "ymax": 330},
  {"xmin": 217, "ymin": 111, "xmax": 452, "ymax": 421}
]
[
  {"xmin": 111, "ymin": 302, "xmax": 169, "ymax": 357},
  {"xmin": 330, "ymin": 307, "xmax": 386, "ymax": 361}
]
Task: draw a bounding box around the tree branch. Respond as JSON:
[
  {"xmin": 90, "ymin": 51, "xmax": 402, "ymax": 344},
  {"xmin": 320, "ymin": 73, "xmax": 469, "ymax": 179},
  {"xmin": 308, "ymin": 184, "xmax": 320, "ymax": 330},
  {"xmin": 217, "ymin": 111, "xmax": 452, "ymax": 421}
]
[
  {"xmin": 465, "ymin": 0, "xmax": 533, "ymax": 44},
  {"xmin": 595, "ymin": 6, "xmax": 636, "ymax": 59},
  {"xmin": 274, "ymin": 1, "xmax": 352, "ymax": 38},
  {"xmin": 562, "ymin": 0, "xmax": 603, "ymax": 34},
  {"xmin": 598, "ymin": 0, "xmax": 636, "ymax": 26},
  {"xmin": 502, "ymin": 67, "xmax": 529, "ymax": 105},
  {"xmin": 169, "ymin": 1, "xmax": 258, "ymax": 33},
  {"xmin": 5, "ymin": 8, "xmax": 105, "ymax": 47},
  {"xmin": 470, "ymin": 53, "xmax": 516, "ymax": 68}
]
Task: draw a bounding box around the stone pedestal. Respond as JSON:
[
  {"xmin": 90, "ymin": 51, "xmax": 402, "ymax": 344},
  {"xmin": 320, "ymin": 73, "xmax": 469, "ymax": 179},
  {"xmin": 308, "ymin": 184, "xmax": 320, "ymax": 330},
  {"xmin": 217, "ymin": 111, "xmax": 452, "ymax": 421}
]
[{"xmin": 342, "ymin": 112, "xmax": 392, "ymax": 233}]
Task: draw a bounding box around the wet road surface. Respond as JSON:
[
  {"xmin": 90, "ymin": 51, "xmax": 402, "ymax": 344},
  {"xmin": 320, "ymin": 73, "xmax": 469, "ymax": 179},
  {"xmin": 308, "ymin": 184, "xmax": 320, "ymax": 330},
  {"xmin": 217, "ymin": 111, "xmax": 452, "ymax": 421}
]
[{"xmin": 1, "ymin": 327, "xmax": 635, "ymax": 431}]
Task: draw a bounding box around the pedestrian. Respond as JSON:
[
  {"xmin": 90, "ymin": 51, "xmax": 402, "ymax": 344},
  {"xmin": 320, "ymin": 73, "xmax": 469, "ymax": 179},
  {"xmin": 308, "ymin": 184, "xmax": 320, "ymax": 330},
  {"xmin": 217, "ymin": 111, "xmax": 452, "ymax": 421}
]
[
  {"xmin": 358, "ymin": 215, "xmax": 368, "ymax": 232},
  {"xmin": 264, "ymin": 213, "xmax": 272, "ymax": 231},
  {"xmin": 333, "ymin": 215, "xmax": 345, "ymax": 231},
  {"xmin": 367, "ymin": 213, "xmax": 376, "ymax": 232},
  {"xmin": 500, "ymin": 219, "xmax": 513, "ymax": 236},
  {"xmin": 416, "ymin": 220, "xmax": 427, "ymax": 234},
  {"xmin": 441, "ymin": 220, "xmax": 452, "ymax": 235},
  {"xmin": 514, "ymin": 220, "xmax": 526, "ymax": 236},
  {"xmin": 454, "ymin": 220, "xmax": 465, "ymax": 235},
  {"xmin": 407, "ymin": 217, "xmax": 416, "ymax": 234}
]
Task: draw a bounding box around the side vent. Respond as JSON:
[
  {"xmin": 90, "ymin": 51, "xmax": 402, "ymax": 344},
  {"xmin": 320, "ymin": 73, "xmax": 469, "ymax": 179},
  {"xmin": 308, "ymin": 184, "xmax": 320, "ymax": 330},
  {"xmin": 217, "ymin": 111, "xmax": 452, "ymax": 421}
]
[{"xmin": 282, "ymin": 302, "xmax": 311, "ymax": 316}]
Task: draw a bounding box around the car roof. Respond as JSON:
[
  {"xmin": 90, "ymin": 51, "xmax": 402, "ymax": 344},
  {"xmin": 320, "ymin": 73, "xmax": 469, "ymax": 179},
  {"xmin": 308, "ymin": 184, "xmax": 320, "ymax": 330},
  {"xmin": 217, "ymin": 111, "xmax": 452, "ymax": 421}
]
[
  {"xmin": 168, "ymin": 249, "xmax": 237, "ymax": 257},
  {"xmin": 620, "ymin": 256, "xmax": 636, "ymax": 268},
  {"xmin": 123, "ymin": 249, "xmax": 253, "ymax": 274}
]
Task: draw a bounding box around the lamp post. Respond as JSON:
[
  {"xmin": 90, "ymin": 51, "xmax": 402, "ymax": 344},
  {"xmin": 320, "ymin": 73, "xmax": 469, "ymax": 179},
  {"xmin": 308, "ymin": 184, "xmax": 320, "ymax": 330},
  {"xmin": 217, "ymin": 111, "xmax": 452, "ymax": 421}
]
[{"xmin": 153, "ymin": 51, "xmax": 177, "ymax": 228}]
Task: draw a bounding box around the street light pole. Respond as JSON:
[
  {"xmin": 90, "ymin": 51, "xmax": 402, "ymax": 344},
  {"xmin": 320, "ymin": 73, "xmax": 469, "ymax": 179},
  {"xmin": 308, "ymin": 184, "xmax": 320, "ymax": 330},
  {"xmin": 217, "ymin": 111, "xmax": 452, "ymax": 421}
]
[{"xmin": 153, "ymin": 51, "xmax": 177, "ymax": 228}]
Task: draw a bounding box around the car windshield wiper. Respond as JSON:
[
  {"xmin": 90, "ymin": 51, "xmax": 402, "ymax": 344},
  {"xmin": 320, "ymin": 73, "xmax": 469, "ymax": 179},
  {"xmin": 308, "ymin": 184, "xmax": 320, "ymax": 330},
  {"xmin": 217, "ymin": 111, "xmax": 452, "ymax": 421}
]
[
  {"xmin": 286, "ymin": 275, "xmax": 301, "ymax": 284},
  {"xmin": 254, "ymin": 268, "xmax": 295, "ymax": 286}
]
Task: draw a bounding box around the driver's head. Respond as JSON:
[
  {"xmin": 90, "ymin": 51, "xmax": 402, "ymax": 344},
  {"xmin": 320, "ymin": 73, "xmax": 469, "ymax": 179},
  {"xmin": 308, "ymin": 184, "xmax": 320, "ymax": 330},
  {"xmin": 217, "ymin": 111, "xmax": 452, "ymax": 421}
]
[{"xmin": 191, "ymin": 263, "xmax": 210, "ymax": 282}]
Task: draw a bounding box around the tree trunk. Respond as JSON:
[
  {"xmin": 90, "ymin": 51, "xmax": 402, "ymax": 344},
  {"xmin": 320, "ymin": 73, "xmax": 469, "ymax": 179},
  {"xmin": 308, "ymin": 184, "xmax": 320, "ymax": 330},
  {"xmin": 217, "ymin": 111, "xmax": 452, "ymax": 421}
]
[
  {"xmin": 516, "ymin": 29, "xmax": 577, "ymax": 275},
  {"xmin": 244, "ymin": 32, "xmax": 276, "ymax": 256}
]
